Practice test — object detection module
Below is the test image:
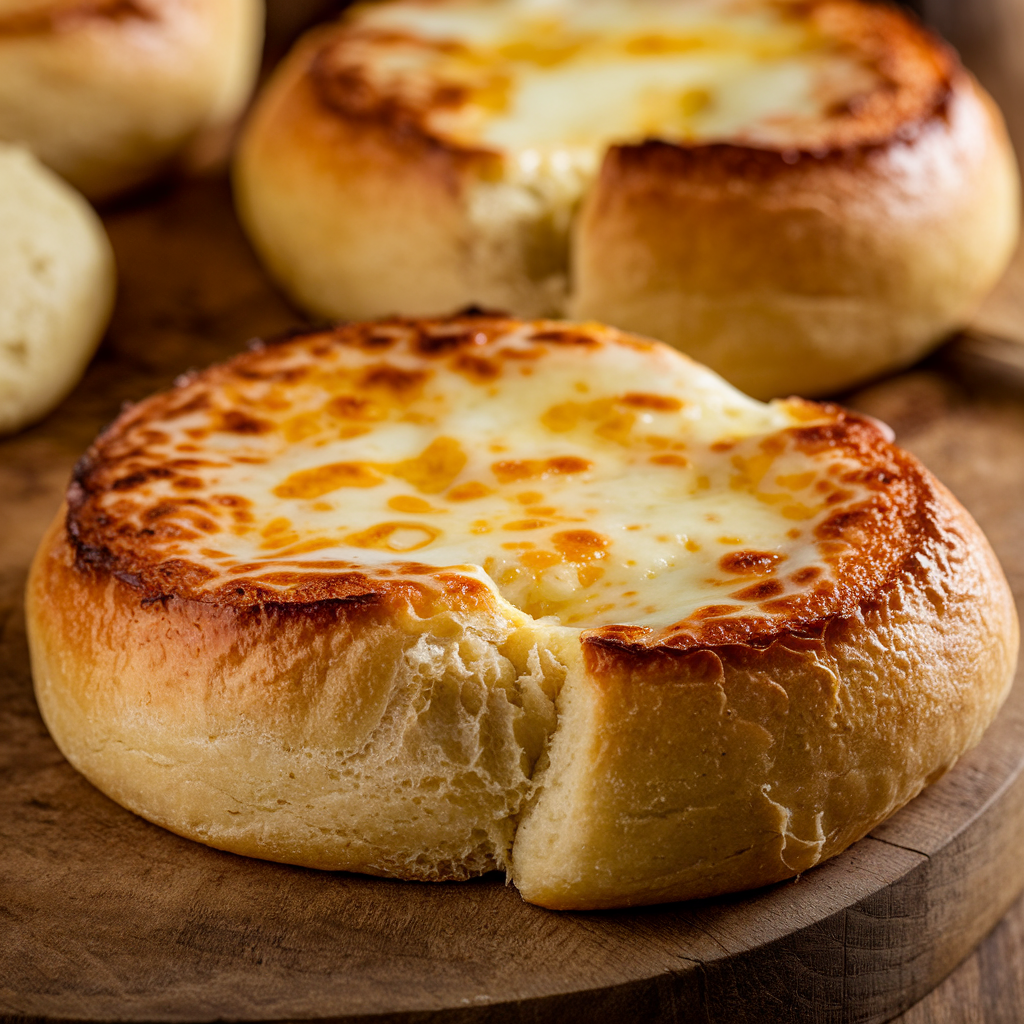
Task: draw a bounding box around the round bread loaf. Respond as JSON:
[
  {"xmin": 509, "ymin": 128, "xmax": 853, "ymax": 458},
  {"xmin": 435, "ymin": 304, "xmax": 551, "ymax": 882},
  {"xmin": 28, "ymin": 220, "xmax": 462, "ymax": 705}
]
[
  {"xmin": 235, "ymin": 0, "xmax": 1019, "ymax": 399},
  {"xmin": 27, "ymin": 314, "xmax": 1019, "ymax": 909},
  {"xmin": 0, "ymin": 0, "xmax": 264, "ymax": 200},
  {"xmin": 0, "ymin": 142, "xmax": 115, "ymax": 435}
]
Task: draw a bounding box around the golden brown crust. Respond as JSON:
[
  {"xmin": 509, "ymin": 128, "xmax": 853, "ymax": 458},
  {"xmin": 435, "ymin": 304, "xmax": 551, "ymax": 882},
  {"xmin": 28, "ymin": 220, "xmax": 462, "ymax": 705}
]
[
  {"xmin": 585, "ymin": 407, "xmax": 931, "ymax": 651},
  {"xmin": 28, "ymin": 515, "xmax": 554, "ymax": 880},
  {"xmin": 234, "ymin": 27, "xmax": 490, "ymax": 321},
  {"xmin": 514, "ymin": 474, "xmax": 1019, "ymax": 908},
  {"xmin": 26, "ymin": 314, "xmax": 1020, "ymax": 909},
  {"xmin": 572, "ymin": 67, "xmax": 1020, "ymax": 398}
]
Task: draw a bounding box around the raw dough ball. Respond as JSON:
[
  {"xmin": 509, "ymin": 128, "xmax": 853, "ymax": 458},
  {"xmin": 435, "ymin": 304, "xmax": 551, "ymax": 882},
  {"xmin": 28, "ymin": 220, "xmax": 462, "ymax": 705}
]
[{"xmin": 0, "ymin": 143, "xmax": 115, "ymax": 434}]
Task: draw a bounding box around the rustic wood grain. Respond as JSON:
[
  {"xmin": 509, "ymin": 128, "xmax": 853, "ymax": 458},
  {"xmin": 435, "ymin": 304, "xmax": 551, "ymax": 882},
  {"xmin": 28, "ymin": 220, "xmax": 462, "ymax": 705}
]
[{"xmin": 2, "ymin": 179, "xmax": 1024, "ymax": 1024}]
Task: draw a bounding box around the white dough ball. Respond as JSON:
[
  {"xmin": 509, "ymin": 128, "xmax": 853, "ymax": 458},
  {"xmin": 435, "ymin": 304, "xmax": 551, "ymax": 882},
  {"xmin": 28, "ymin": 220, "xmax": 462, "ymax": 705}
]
[{"xmin": 0, "ymin": 143, "xmax": 115, "ymax": 435}]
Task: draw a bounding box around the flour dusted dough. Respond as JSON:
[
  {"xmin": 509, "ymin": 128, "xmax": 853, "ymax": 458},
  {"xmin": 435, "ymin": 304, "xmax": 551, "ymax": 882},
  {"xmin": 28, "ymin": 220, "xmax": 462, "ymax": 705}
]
[
  {"xmin": 0, "ymin": 0, "xmax": 263, "ymax": 200},
  {"xmin": 235, "ymin": 0, "xmax": 1019, "ymax": 399},
  {"xmin": 0, "ymin": 143, "xmax": 114, "ymax": 435}
]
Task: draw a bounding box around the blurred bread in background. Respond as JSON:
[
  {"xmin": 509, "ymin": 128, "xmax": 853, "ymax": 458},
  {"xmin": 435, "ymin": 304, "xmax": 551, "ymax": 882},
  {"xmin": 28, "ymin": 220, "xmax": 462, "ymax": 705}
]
[
  {"xmin": 235, "ymin": 0, "xmax": 1019, "ymax": 400},
  {"xmin": 0, "ymin": 0, "xmax": 264, "ymax": 201},
  {"xmin": 0, "ymin": 142, "xmax": 115, "ymax": 434}
]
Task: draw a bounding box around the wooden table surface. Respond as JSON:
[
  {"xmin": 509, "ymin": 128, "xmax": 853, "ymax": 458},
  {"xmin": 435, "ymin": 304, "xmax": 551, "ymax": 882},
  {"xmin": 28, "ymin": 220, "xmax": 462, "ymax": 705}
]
[
  {"xmin": 884, "ymin": 4, "xmax": 1024, "ymax": 1013},
  {"xmin": 885, "ymin": 259, "xmax": 1024, "ymax": 1023},
  {"xmin": 0, "ymin": 172, "xmax": 1020, "ymax": 1023},
  {"xmin": 4, "ymin": 34, "xmax": 1024, "ymax": 1002}
]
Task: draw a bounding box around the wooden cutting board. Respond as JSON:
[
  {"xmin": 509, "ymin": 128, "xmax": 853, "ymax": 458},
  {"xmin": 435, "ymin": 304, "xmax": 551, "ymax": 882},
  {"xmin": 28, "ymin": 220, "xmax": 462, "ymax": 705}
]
[{"xmin": 2, "ymin": 178, "xmax": 1024, "ymax": 1024}]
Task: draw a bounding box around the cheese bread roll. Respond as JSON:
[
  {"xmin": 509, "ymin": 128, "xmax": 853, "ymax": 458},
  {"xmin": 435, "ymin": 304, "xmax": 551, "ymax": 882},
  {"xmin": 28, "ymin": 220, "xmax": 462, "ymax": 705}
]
[
  {"xmin": 235, "ymin": 0, "xmax": 1019, "ymax": 398},
  {"xmin": 27, "ymin": 314, "xmax": 1018, "ymax": 908}
]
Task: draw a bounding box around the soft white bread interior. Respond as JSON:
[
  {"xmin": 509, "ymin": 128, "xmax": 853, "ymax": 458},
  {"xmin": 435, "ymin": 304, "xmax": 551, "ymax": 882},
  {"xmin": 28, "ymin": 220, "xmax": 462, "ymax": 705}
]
[
  {"xmin": 234, "ymin": 0, "xmax": 1019, "ymax": 399},
  {"xmin": 0, "ymin": 0, "xmax": 264, "ymax": 200},
  {"xmin": 26, "ymin": 315, "xmax": 1019, "ymax": 908},
  {"xmin": 0, "ymin": 142, "xmax": 115, "ymax": 435}
]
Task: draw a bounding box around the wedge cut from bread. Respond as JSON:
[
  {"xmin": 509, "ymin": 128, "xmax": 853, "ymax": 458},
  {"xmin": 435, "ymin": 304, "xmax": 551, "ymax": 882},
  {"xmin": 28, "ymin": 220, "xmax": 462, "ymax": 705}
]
[
  {"xmin": 27, "ymin": 314, "xmax": 1018, "ymax": 909},
  {"xmin": 234, "ymin": 0, "xmax": 1019, "ymax": 399},
  {"xmin": 0, "ymin": 0, "xmax": 263, "ymax": 200}
]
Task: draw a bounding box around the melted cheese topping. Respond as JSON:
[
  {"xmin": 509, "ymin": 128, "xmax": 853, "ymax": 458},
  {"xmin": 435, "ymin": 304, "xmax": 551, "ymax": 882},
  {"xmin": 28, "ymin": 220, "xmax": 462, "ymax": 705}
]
[
  {"xmin": 331, "ymin": 0, "xmax": 887, "ymax": 160},
  {"xmin": 73, "ymin": 318, "xmax": 885, "ymax": 632}
]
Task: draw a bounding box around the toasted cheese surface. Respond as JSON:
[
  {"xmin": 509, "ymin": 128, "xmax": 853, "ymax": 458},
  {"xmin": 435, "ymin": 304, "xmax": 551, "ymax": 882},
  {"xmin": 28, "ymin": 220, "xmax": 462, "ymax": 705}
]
[
  {"xmin": 312, "ymin": 0, "xmax": 948, "ymax": 165},
  {"xmin": 68, "ymin": 316, "xmax": 923, "ymax": 646}
]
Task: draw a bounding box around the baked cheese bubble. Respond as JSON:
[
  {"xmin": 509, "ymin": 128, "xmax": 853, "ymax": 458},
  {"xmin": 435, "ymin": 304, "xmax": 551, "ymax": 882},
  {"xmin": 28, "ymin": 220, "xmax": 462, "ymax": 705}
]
[
  {"xmin": 69, "ymin": 317, "xmax": 894, "ymax": 635},
  {"xmin": 328, "ymin": 0, "xmax": 888, "ymax": 160}
]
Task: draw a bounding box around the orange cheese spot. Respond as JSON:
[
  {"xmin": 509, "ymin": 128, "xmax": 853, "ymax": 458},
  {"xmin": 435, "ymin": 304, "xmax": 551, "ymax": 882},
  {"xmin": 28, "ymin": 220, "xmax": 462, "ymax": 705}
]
[
  {"xmin": 719, "ymin": 550, "xmax": 785, "ymax": 575},
  {"xmin": 276, "ymin": 537, "xmax": 346, "ymax": 556},
  {"xmin": 776, "ymin": 471, "xmax": 816, "ymax": 491},
  {"xmin": 541, "ymin": 402, "xmax": 581, "ymax": 433},
  {"xmin": 492, "ymin": 455, "xmax": 591, "ymax": 484},
  {"xmin": 730, "ymin": 579, "xmax": 785, "ymax": 601},
  {"xmin": 218, "ymin": 410, "xmax": 272, "ymax": 435},
  {"xmin": 454, "ymin": 353, "xmax": 500, "ymax": 381},
  {"xmin": 504, "ymin": 519, "xmax": 550, "ymax": 530},
  {"xmin": 274, "ymin": 462, "xmax": 385, "ymax": 499},
  {"xmin": 344, "ymin": 521, "xmax": 440, "ymax": 552},
  {"xmin": 448, "ymin": 481, "xmax": 492, "ymax": 501},
  {"xmin": 262, "ymin": 517, "xmax": 293, "ymax": 536},
  {"xmin": 516, "ymin": 491, "xmax": 545, "ymax": 505},
  {"xmin": 651, "ymin": 453, "xmax": 689, "ymax": 468},
  {"xmin": 260, "ymin": 517, "xmax": 300, "ymax": 550},
  {"xmin": 359, "ymin": 364, "xmax": 429, "ymax": 397},
  {"xmin": 390, "ymin": 436, "xmax": 466, "ymax": 494},
  {"xmin": 783, "ymin": 398, "xmax": 830, "ymax": 423},
  {"xmin": 519, "ymin": 550, "xmax": 563, "ymax": 570},
  {"xmin": 731, "ymin": 452, "xmax": 777, "ymax": 490},
  {"xmin": 388, "ymin": 495, "xmax": 437, "ymax": 513},
  {"xmin": 619, "ymin": 393, "xmax": 683, "ymax": 412},
  {"xmin": 339, "ymin": 425, "xmax": 372, "ymax": 440},
  {"xmin": 791, "ymin": 566, "xmax": 823, "ymax": 584},
  {"xmin": 782, "ymin": 503, "xmax": 818, "ymax": 521},
  {"xmin": 283, "ymin": 413, "xmax": 323, "ymax": 442},
  {"xmin": 595, "ymin": 408, "xmax": 635, "ymax": 445},
  {"xmin": 326, "ymin": 394, "xmax": 386, "ymax": 421},
  {"xmin": 553, "ymin": 530, "xmax": 609, "ymax": 563}
]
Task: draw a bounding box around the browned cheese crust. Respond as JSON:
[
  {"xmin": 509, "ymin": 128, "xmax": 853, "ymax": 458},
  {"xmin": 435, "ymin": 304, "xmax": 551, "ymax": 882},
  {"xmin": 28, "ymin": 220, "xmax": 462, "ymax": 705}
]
[
  {"xmin": 234, "ymin": 0, "xmax": 1019, "ymax": 399},
  {"xmin": 26, "ymin": 315, "xmax": 1019, "ymax": 909},
  {"xmin": 0, "ymin": 0, "xmax": 264, "ymax": 199}
]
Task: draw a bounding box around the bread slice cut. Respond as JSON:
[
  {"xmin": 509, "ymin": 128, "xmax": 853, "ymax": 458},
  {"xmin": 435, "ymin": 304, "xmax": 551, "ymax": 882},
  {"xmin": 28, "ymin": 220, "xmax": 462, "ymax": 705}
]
[
  {"xmin": 234, "ymin": 0, "xmax": 1019, "ymax": 398},
  {"xmin": 27, "ymin": 314, "xmax": 1019, "ymax": 908}
]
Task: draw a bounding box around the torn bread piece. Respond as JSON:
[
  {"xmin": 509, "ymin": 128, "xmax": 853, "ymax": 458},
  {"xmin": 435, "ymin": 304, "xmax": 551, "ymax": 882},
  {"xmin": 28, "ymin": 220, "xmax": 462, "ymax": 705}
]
[
  {"xmin": 27, "ymin": 314, "xmax": 1018, "ymax": 908},
  {"xmin": 234, "ymin": 0, "xmax": 1019, "ymax": 399}
]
